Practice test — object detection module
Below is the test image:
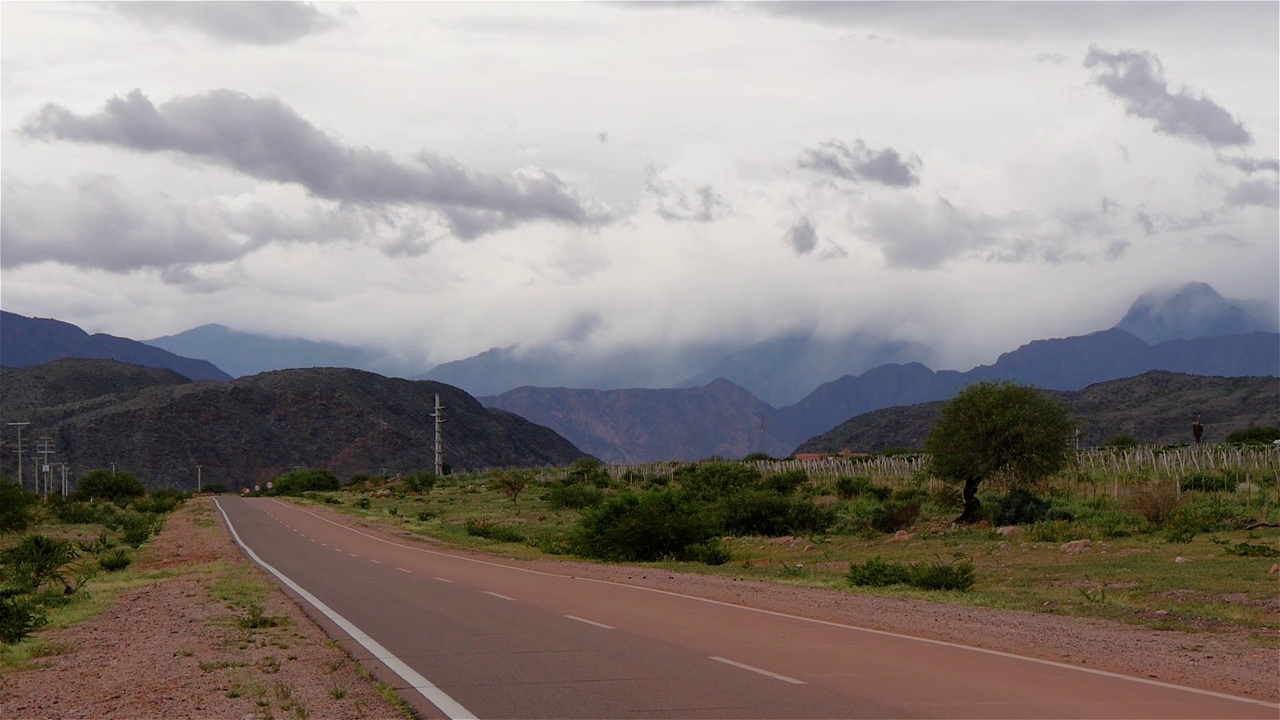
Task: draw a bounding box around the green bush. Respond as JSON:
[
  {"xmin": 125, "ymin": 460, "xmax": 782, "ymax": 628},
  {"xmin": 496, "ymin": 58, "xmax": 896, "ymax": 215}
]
[
  {"xmin": 566, "ymin": 458, "xmax": 611, "ymax": 488},
  {"xmin": 717, "ymin": 490, "xmax": 835, "ymax": 537},
  {"xmin": 0, "ymin": 480, "xmax": 38, "ymax": 534},
  {"xmin": 99, "ymin": 548, "xmax": 133, "ymax": 572},
  {"xmin": 1180, "ymin": 472, "xmax": 1234, "ymax": 493},
  {"xmin": 677, "ymin": 462, "xmax": 761, "ymax": 502},
  {"xmin": 834, "ymin": 476, "xmax": 890, "ymax": 501},
  {"xmin": 686, "ymin": 539, "xmax": 733, "ymax": 566},
  {"xmin": 402, "ymin": 471, "xmax": 438, "ymax": 494},
  {"xmin": 1, "ymin": 534, "xmax": 78, "ymax": 593},
  {"xmin": 134, "ymin": 489, "xmax": 187, "ymax": 514},
  {"xmin": 871, "ymin": 489, "xmax": 925, "ymax": 533},
  {"xmin": 762, "ymin": 470, "xmax": 809, "ymax": 495},
  {"xmin": 984, "ymin": 489, "xmax": 1050, "ymax": 526},
  {"xmin": 1224, "ymin": 426, "xmax": 1280, "ymax": 445},
  {"xmin": 268, "ymin": 470, "xmax": 340, "ymax": 496},
  {"xmin": 910, "ymin": 557, "xmax": 976, "ymax": 591},
  {"xmin": 846, "ymin": 556, "xmax": 914, "ymax": 587},
  {"xmin": 121, "ymin": 512, "xmax": 162, "ymax": 548},
  {"xmin": 1078, "ymin": 509, "xmax": 1144, "ymax": 538},
  {"xmin": 846, "ymin": 556, "xmax": 975, "ymax": 591},
  {"xmin": 1224, "ymin": 542, "xmax": 1280, "ymax": 558},
  {"xmin": 544, "ymin": 483, "xmax": 605, "ymax": 510},
  {"xmin": 1100, "ymin": 434, "xmax": 1140, "ymax": 449},
  {"xmin": 353, "ymin": 498, "xmax": 371, "ymax": 509},
  {"xmin": 416, "ymin": 509, "xmax": 438, "ymax": 522},
  {"xmin": 464, "ymin": 519, "xmax": 525, "ymax": 543},
  {"xmin": 1026, "ymin": 520, "xmax": 1076, "ymax": 543},
  {"xmin": 72, "ymin": 470, "xmax": 146, "ymax": 505},
  {"xmin": 0, "ymin": 596, "xmax": 48, "ymax": 644},
  {"xmin": 571, "ymin": 490, "xmax": 715, "ymax": 562}
]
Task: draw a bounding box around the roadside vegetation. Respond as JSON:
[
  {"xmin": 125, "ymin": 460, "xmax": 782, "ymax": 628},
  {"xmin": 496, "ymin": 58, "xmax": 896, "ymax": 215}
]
[
  {"xmin": 253, "ymin": 386, "xmax": 1280, "ymax": 644},
  {"xmin": 0, "ymin": 471, "xmax": 179, "ymax": 653}
]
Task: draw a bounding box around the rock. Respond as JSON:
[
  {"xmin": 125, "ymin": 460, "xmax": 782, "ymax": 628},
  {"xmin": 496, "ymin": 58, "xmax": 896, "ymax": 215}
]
[
  {"xmin": 997, "ymin": 541, "xmax": 1009, "ymax": 549},
  {"xmin": 1269, "ymin": 564, "xmax": 1278, "ymax": 575},
  {"xmin": 802, "ymin": 545, "xmax": 815, "ymax": 553},
  {"xmin": 996, "ymin": 526, "xmax": 1023, "ymax": 537},
  {"xmin": 892, "ymin": 530, "xmax": 914, "ymax": 541},
  {"xmin": 1060, "ymin": 539, "xmax": 1093, "ymax": 554},
  {"xmin": 1174, "ymin": 556, "xmax": 1190, "ymax": 563}
]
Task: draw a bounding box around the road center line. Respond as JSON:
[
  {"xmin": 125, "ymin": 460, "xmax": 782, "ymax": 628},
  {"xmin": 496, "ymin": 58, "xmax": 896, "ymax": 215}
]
[
  {"xmin": 349, "ymin": 553, "xmax": 359, "ymax": 557},
  {"xmin": 370, "ymin": 559, "xmax": 382, "ymax": 564},
  {"xmin": 710, "ymin": 656, "xmax": 806, "ymax": 685},
  {"xmin": 213, "ymin": 499, "xmax": 477, "ymax": 720},
  {"xmin": 485, "ymin": 591, "xmax": 514, "ymax": 601},
  {"xmin": 433, "ymin": 577, "xmax": 453, "ymax": 583},
  {"xmin": 396, "ymin": 567, "xmax": 412, "ymax": 574},
  {"xmin": 565, "ymin": 615, "xmax": 615, "ymax": 630}
]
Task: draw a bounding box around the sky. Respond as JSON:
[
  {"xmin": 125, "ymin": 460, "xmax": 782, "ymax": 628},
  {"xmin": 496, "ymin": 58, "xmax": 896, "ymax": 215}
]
[{"xmin": 2, "ymin": 1, "xmax": 1277, "ymax": 375}]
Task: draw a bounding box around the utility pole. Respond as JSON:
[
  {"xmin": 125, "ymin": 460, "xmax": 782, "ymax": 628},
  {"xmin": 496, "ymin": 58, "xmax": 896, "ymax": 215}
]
[
  {"xmin": 197, "ymin": 464, "xmax": 203, "ymax": 493},
  {"xmin": 430, "ymin": 393, "xmax": 445, "ymax": 477},
  {"xmin": 7, "ymin": 422, "xmax": 30, "ymax": 491},
  {"xmin": 37, "ymin": 436, "xmax": 55, "ymax": 498}
]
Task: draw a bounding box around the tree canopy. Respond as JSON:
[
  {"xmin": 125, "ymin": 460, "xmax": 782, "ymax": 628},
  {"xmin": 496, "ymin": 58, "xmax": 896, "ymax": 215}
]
[
  {"xmin": 71, "ymin": 469, "xmax": 146, "ymax": 504},
  {"xmin": 924, "ymin": 381, "xmax": 1076, "ymax": 523}
]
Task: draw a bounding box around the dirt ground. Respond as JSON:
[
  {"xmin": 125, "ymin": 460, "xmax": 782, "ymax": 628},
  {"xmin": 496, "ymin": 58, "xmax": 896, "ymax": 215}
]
[{"xmin": 2, "ymin": 497, "xmax": 1276, "ymax": 719}]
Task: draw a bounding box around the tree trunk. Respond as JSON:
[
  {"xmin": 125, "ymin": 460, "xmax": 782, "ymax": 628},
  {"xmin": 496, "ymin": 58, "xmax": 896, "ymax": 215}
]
[{"xmin": 955, "ymin": 478, "xmax": 983, "ymax": 524}]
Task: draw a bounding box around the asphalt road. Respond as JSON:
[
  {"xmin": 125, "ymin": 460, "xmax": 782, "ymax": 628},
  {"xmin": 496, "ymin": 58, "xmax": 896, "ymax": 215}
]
[{"xmin": 214, "ymin": 497, "xmax": 1277, "ymax": 720}]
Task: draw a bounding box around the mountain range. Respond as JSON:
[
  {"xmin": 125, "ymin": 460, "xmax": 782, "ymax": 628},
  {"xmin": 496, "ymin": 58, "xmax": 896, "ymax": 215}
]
[
  {"xmin": 0, "ymin": 360, "xmax": 586, "ymax": 491},
  {"xmin": 796, "ymin": 371, "xmax": 1280, "ymax": 453}
]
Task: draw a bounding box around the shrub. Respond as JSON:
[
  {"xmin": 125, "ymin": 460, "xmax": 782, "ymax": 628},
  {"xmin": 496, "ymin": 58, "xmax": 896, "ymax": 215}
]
[
  {"xmin": 1, "ymin": 534, "xmax": 78, "ymax": 593},
  {"xmin": 571, "ymin": 490, "xmax": 715, "ymax": 562},
  {"xmin": 464, "ymin": 519, "xmax": 526, "ymax": 543},
  {"xmin": 834, "ymin": 476, "xmax": 890, "ymax": 501},
  {"xmin": 1043, "ymin": 506, "xmax": 1076, "ymax": 523},
  {"xmin": 1224, "ymin": 426, "xmax": 1280, "ymax": 445},
  {"xmin": 1129, "ymin": 484, "xmax": 1181, "ymax": 525},
  {"xmin": 99, "ymin": 548, "xmax": 133, "ymax": 572},
  {"xmin": 1224, "ymin": 542, "xmax": 1280, "ymax": 558},
  {"xmin": 134, "ymin": 489, "xmax": 187, "ymax": 515},
  {"xmin": 566, "ymin": 458, "xmax": 611, "ymax": 488},
  {"xmin": 871, "ymin": 494, "xmax": 922, "ymax": 534},
  {"xmin": 677, "ymin": 461, "xmax": 761, "ymax": 502},
  {"xmin": 983, "ymin": 489, "xmax": 1050, "ymax": 526},
  {"xmin": 1180, "ymin": 472, "xmax": 1234, "ymax": 493},
  {"xmin": 847, "ymin": 556, "xmax": 914, "ymax": 587},
  {"xmin": 0, "ymin": 596, "xmax": 48, "ymax": 644},
  {"xmin": 354, "ymin": 498, "xmax": 371, "ymax": 509},
  {"xmin": 268, "ymin": 470, "xmax": 340, "ymax": 496},
  {"xmin": 0, "ymin": 480, "xmax": 38, "ymax": 534},
  {"xmin": 48, "ymin": 498, "xmax": 106, "ymax": 525},
  {"xmin": 718, "ymin": 490, "xmax": 835, "ymax": 537},
  {"xmin": 686, "ymin": 540, "xmax": 733, "ymax": 566},
  {"xmin": 1100, "ymin": 434, "xmax": 1140, "ymax": 449},
  {"xmin": 121, "ymin": 513, "xmax": 161, "ymax": 548},
  {"xmin": 910, "ymin": 557, "xmax": 976, "ymax": 591},
  {"xmin": 416, "ymin": 509, "xmax": 438, "ymax": 522},
  {"xmin": 1079, "ymin": 509, "xmax": 1143, "ymax": 538},
  {"xmin": 846, "ymin": 556, "xmax": 975, "ymax": 591},
  {"xmin": 1026, "ymin": 520, "xmax": 1076, "ymax": 543},
  {"xmin": 402, "ymin": 471, "xmax": 438, "ymax": 494},
  {"xmin": 72, "ymin": 470, "xmax": 146, "ymax": 505},
  {"xmin": 545, "ymin": 482, "xmax": 606, "ymax": 510},
  {"xmin": 762, "ymin": 470, "xmax": 809, "ymax": 495}
]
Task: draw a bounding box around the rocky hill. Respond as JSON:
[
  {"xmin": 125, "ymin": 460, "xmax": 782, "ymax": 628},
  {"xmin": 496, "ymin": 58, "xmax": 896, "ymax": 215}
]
[
  {"xmin": 0, "ymin": 360, "xmax": 586, "ymax": 491},
  {"xmin": 796, "ymin": 371, "xmax": 1280, "ymax": 454},
  {"xmin": 1, "ymin": 311, "xmax": 232, "ymax": 382},
  {"xmin": 484, "ymin": 379, "xmax": 806, "ymax": 464}
]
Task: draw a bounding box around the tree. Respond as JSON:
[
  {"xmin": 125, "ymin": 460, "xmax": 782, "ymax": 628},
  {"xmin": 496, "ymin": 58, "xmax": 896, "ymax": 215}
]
[
  {"xmin": 0, "ymin": 479, "xmax": 38, "ymax": 534},
  {"xmin": 494, "ymin": 469, "xmax": 532, "ymax": 505},
  {"xmin": 1224, "ymin": 426, "xmax": 1280, "ymax": 445},
  {"xmin": 71, "ymin": 470, "xmax": 146, "ymax": 504},
  {"xmin": 924, "ymin": 382, "xmax": 1076, "ymax": 523}
]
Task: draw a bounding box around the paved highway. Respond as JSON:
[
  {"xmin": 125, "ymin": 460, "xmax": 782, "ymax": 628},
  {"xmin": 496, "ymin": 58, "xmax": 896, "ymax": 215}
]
[{"xmin": 214, "ymin": 497, "xmax": 1277, "ymax": 719}]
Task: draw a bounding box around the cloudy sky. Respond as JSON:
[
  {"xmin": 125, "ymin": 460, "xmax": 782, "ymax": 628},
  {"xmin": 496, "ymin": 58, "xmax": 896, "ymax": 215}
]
[{"xmin": 2, "ymin": 1, "xmax": 1277, "ymax": 374}]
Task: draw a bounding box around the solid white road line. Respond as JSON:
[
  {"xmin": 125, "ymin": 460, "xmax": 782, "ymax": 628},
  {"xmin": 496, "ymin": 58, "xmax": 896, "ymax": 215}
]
[
  {"xmin": 565, "ymin": 615, "xmax": 615, "ymax": 630},
  {"xmin": 214, "ymin": 499, "xmax": 477, "ymax": 720},
  {"xmin": 710, "ymin": 656, "xmax": 806, "ymax": 685}
]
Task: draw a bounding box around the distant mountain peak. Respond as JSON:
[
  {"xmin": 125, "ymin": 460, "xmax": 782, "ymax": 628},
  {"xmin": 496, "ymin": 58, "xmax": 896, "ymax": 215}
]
[{"xmin": 1114, "ymin": 281, "xmax": 1270, "ymax": 344}]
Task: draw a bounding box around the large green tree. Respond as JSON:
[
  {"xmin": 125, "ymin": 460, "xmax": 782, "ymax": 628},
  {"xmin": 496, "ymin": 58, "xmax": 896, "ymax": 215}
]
[
  {"xmin": 925, "ymin": 382, "xmax": 1076, "ymax": 523},
  {"xmin": 71, "ymin": 469, "xmax": 146, "ymax": 504}
]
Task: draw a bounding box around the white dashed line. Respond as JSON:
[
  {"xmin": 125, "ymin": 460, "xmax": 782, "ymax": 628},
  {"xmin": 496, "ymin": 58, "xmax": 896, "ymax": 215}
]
[
  {"xmin": 485, "ymin": 592, "xmax": 514, "ymax": 601},
  {"xmin": 396, "ymin": 567, "xmax": 412, "ymax": 574},
  {"xmin": 348, "ymin": 553, "xmax": 359, "ymax": 557},
  {"xmin": 370, "ymin": 559, "xmax": 382, "ymax": 564},
  {"xmin": 711, "ymin": 657, "xmax": 805, "ymax": 685},
  {"xmin": 433, "ymin": 577, "xmax": 453, "ymax": 583},
  {"xmin": 565, "ymin": 615, "xmax": 615, "ymax": 630}
]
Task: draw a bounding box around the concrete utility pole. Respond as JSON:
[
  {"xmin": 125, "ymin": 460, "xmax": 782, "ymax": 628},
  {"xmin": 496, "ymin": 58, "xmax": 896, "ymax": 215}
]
[
  {"xmin": 7, "ymin": 422, "xmax": 30, "ymax": 491},
  {"xmin": 197, "ymin": 464, "xmax": 203, "ymax": 493},
  {"xmin": 430, "ymin": 393, "xmax": 446, "ymax": 477},
  {"xmin": 37, "ymin": 436, "xmax": 55, "ymax": 498}
]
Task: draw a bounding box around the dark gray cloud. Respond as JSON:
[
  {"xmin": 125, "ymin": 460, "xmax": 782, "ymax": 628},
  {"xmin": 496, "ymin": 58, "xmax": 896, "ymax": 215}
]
[
  {"xmin": 1224, "ymin": 178, "xmax": 1279, "ymax": 208},
  {"xmin": 19, "ymin": 90, "xmax": 610, "ymax": 239},
  {"xmin": 108, "ymin": 2, "xmax": 342, "ymax": 45},
  {"xmin": 799, "ymin": 139, "xmax": 921, "ymax": 187},
  {"xmin": 0, "ymin": 173, "xmax": 373, "ymax": 276},
  {"xmin": 645, "ymin": 168, "xmax": 731, "ymax": 222},
  {"xmin": 784, "ymin": 216, "xmax": 819, "ymax": 255},
  {"xmin": 1220, "ymin": 155, "xmax": 1280, "ymax": 175},
  {"xmin": 1084, "ymin": 48, "xmax": 1252, "ymax": 148}
]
